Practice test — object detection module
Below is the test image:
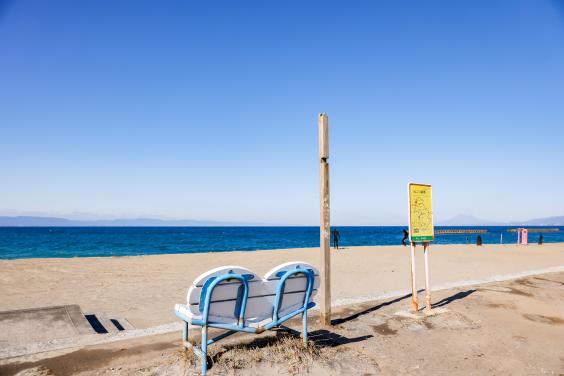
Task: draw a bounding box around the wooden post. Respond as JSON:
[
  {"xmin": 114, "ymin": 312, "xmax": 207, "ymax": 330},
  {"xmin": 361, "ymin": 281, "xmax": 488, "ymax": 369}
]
[
  {"xmin": 410, "ymin": 242, "xmax": 419, "ymax": 312},
  {"xmin": 318, "ymin": 113, "xmax": 331, "ymax": 326},
  {"xmin": 423, "ymin": 242, "xmax": 432, "ymax": 312}
]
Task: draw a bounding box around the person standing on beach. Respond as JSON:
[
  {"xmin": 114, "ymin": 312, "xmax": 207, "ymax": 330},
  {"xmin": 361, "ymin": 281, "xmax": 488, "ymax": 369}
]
[
  {"xmin": 332, "ymin": 228, "xmax": 340, "ymax": 250},
  {"xmin": 538, "ymin": 233, "xmax": 544, "ymax": 245},
  {"xmin": 402, "ymin": 229, "xmax": 409, "ymax": 246}
]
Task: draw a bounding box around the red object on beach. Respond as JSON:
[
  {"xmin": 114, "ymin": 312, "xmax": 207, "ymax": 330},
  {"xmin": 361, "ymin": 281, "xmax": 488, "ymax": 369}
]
[
  {"xmin": 521, "ymin": 229, "xmax": 528, "ymax": 245},
  {"xmin": 517, "ymin": 228, "xmax": 529, "ymax": 245}
]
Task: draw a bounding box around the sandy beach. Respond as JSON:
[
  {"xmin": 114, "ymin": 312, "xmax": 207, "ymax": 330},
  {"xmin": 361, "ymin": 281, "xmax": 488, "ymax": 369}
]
[
  {"xmin": 1, "ymin": 243, "xmax": 563, "ymax": 329},
  {"xmin": 0, "ymin": 248, "xmax": 563, "ymax": 374}
]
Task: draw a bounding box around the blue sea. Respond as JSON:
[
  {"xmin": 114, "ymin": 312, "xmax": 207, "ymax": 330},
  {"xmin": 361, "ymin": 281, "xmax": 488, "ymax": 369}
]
[{"xmin": 0, "ymin": 226, "xmax": 562, "ymax": 259}]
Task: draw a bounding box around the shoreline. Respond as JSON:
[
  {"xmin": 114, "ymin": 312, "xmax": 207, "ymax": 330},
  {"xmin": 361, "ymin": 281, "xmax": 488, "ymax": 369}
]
[{"xmin": 2, "ymin": 241, "xmax": 564, "ymax": 262}]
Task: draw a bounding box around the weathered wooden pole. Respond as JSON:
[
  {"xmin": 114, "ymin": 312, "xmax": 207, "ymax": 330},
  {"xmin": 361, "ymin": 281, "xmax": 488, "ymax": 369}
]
[{"xmin": 318, "ymin": 113, "xmax": 331, "ymax": 326}]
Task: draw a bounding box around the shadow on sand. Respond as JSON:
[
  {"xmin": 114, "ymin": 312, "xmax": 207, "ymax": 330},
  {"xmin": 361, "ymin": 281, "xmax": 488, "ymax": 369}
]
[
  {"xmin": 331, "ymin": 288, "xmax": 477, "ymax": 326},
  {"xmin": 431, "ymin": 289, "xmax": 476, "ymax": 309},
  {"xmin": 331, "ymin": 292, "xmax": 413, "ymax": 325}
]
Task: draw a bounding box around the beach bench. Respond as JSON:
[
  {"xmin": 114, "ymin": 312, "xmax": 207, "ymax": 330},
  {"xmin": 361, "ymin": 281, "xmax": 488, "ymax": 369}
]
[{"xmin": 174, "ymin": 261, "xmax": 320, "ymax": 375}]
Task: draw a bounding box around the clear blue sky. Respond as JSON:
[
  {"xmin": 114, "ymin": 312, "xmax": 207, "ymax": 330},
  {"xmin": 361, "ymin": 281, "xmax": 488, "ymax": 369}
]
[{"xmin": 1, "ymin": 0, "xmax": 563, "ymax": 225}]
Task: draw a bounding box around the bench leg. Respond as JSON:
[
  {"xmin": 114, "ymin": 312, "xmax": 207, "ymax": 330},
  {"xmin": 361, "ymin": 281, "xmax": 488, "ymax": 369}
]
[
  {"xmin": 182, "ymin": 321, "xmax": 190, "ymax": 345},
  {"xmin": 201, "ymin": 325, "xmax": 208, "ymax": 375},
  {"xmin": 302, "ymin": 311, "xmax": 308, "ymax": 343}
]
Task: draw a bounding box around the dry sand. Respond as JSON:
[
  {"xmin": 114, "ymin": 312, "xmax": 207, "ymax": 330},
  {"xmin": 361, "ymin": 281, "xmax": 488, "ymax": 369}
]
[
  {"xmin": 1, "ymin": 271, "xmax": 563, "ymax": 375},
  {"xmin": 1, "ymin": 243, "xmax": 563, "ymax": 328}
]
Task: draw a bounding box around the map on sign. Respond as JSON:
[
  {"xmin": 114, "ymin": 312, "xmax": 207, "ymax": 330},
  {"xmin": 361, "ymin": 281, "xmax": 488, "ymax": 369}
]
[{"xmin": 408, "ymin": 183, "xmax": 434, "ymax": 242}]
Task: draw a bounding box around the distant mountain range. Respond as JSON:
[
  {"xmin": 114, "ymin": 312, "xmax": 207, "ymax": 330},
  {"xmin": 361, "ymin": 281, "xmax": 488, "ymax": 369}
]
[
  {"xmin": 437, "ymin": 214, "xmax": 564, "ymax": 226},
  {"xmin": 519, "ymin": 216, "xmax": 564, "ymax": 226},
  {"xmin": 0, "ymin": 215, "xmax": 562, "ymax": 227},
  {"xmin": 0, "ymin": 216, "xmax": 263, "ymax": 227}
]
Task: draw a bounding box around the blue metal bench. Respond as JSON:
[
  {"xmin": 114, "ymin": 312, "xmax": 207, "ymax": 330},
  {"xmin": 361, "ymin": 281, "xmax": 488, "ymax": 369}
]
[{"xmin": 174, "ymin": 262, "xmax": 320, "ymax": 375}]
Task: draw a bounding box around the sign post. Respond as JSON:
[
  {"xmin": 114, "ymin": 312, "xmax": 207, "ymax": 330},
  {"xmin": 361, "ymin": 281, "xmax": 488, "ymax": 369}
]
[
  {"xmin": 423, "ymin": 241, "xmax": 431, "ymax": 311},
  {"xmin": 408, "ymin": 183, "xmax": 434, "ymax": 312},
  {"xmin": 318, "ymin": 113, "xmax": 331, "ymax": 326},
  {"xmin": 409, "ymin": 242, "xmax": 418, "ymax": 311}
]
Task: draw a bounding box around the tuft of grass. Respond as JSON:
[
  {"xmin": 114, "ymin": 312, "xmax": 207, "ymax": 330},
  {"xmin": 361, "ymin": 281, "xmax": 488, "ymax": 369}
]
[
  {"xmin": 14, "ymin": 366, "xmax": 55, "ymax": 376},
  {"xmin": 210, "ymin": 335, "xmax": 327, "ymax": 375},
  {"xmin": 179, "ymin": 348, "xmax": 197, "ymax": 369},
  {"xmin": 171, "ymin": 330, "xmax": 341, "ymax": 375},
  {"xmin": 150, "ymin": 334, "xmax": 325, "ymax": 375}
]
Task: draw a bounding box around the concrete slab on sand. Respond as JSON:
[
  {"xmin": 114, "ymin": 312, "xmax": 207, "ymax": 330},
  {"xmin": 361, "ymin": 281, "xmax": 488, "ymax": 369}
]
[
  {"xmin": 0, "ymin": 304, "xmax": 140, "ymax": 359},
  {"xmin": 0, "ymin": 304, "xmax": 149, "ymax": 360},
  {"xmin": 0, "ymin": 305, "xmax": 95, "ymax": 346}
]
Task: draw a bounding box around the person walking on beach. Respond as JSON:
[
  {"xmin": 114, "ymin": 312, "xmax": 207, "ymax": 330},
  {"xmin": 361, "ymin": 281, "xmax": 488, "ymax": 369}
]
[
  {"xmin": 402, "ymin": 229, "xmax": 409, "ymax": 246},
  {"xmin": 332, "ymin": 228, "xmax": 341, "ymax": 250}
]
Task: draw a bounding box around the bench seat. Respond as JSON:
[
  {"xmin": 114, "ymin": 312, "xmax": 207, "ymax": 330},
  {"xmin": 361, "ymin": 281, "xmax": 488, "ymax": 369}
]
[{"xmin": 174, "ymin": 261, "xmax": 319, "ymax": 375}]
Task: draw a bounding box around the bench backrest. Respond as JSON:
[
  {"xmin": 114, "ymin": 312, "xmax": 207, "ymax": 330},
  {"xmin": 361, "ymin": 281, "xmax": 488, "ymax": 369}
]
[{"xmin": 185, "ymin": 261, "xmax": 320, "ymax": 325}]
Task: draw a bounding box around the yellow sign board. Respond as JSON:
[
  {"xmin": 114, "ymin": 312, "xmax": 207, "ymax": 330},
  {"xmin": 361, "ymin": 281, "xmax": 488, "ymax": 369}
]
[{"xmin": 408, "ymin": 183, "xmax": 434, "ymax": 242}]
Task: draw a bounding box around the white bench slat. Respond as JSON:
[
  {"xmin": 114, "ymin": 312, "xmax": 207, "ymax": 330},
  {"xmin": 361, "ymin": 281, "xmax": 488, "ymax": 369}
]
[
  {"xmin": 183, "ymin": 262, "xmax": 320, "ymax": 325},
  {"xmin": 204, "ymin": 290, "xmax": 316, "ymax": 324},
  {"xmin": 187, "ymin": 276, "xmax": 320, "ymax": 305}
]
